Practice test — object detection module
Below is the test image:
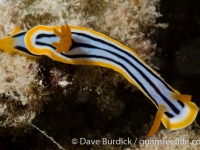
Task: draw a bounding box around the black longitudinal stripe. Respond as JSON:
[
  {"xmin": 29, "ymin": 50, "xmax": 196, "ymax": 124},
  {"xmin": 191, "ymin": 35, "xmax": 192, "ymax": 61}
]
[
  {"xmin": 14, "ymin": 46, "xmax": 39, "ymax": 56},
  {"xmin": 36, "ymin": 34, "xmax": 57, "ymax": 39},
  {"xmin": 36, "ymin": 41, "xmax": 56, "ymax": 50},
  {"xmin": 177, "ymin": 100, "xmax": 184, "ymax": 108},
  {"xmin": 61, "ymin": 52, "xmax": 175, "ymax": 118},
  {"xmin": 165, "ymin": 112, "xmax": 174, "ymax": 118},
  {"xmin": 69, "ymin": 40, "xmax": 180, "ymax": 115},
  {"xmin": 72, "ymin": 32, "xmax": 173, "ymax": 92},
  {"xmin": 12, "ymin": 32, "xmax": 26, "ymax": 38}
]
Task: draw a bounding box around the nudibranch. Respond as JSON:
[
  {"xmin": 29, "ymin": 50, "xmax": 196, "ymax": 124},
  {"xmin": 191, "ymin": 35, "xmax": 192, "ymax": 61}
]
[
  {"xmin": 0, "ymin": 24, "xmax": 198, "ymax": 136},
  {"xmin": 0, "ymin": 27, "xmax": 41, "ymax": 60}
]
